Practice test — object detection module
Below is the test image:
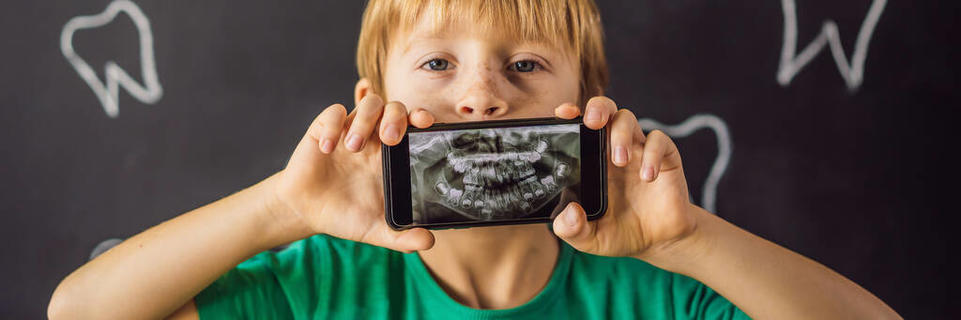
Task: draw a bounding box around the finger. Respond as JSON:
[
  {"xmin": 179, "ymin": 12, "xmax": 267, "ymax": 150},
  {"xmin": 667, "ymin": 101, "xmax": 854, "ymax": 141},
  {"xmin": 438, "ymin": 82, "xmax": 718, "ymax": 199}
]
[
  {"xmin": 634, "ymin": 122, "xmax": 647, "ymax": 145},
  {"xmin": 633, "ymin": 117, "xmax": 647, "ymax": 145},
  {"xmin": 552, "ymin": 202, "xmax": 599, "ymax": 253},
  {"xmin": 609, "ymin": 109, "xmax": 638, "ymax": 167},
  {"xmin": 307, "ymin": 104, "xmax": 348, "ymax": 154},
  {"xmin": 379, "ymin": 101, "xmax": 409, "ymax": 146},
  {"xmin": 363, "ymin": 225, "xmax": 435, "ymax": 253},
  {"xmin": 582, "ymin": 96, "xmax": 617, "ymax": 130},
  {"xmin": 553, "ymin": 102, "xmax": 580, "ymax": 119},
  {"xmin": 638, "ymin": 130, "xmax": 679, "ymax": 182},
  {"xmin": 408, "ymin": 108, "xmax": 436, "ymax": 129},
  {"xmin": 344, "ymin": 94, "xmax": 385, "ymax": 152}
]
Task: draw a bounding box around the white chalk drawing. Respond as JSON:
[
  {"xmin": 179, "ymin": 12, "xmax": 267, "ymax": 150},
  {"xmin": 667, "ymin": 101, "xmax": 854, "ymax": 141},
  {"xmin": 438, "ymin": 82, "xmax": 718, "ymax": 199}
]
[
  {"xmin": 89, "ymin": 238, "xmax": 123, "ymax": 260},
  {"xmin": 60, "ymin": 0, "xmax": 163, "ymax": 118},
  {"xmin": 638, "ymin": 114, "xmax": 732, "ymax": 214},
  {"xmin": 777, "ymin": 0, "xmax": 887, "ymax": 91}
]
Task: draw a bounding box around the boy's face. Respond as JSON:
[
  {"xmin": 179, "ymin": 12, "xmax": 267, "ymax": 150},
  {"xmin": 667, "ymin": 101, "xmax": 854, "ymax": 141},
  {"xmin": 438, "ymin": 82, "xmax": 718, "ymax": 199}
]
[{"xmin": 379, "ymin": 17, "xmax": 581, "ymax": 122}]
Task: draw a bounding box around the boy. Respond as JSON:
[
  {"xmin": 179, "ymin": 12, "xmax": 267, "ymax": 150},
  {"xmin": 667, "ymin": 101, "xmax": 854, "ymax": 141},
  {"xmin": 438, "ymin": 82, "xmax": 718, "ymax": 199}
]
[{"xmin": 49, "ymin": 0, "xmax": 901, "ymax": 319}]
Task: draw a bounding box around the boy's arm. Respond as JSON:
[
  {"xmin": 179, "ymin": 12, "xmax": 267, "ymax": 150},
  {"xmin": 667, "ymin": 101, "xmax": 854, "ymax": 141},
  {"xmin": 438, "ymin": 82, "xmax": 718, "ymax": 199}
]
[
  {"xmin": 645, "ymin": 204, "xmax": 901, "ymax": 320},
  {"xmin": 48, "ymin": 97, "xmax": 435, "ymax": 320},
  {"xmin": 47, "ymin": 173, "xmax": 309, "ymax": 320},
  {"xmin": 551, "ymin": 97, "xmax": 900, "ymax": 319}
]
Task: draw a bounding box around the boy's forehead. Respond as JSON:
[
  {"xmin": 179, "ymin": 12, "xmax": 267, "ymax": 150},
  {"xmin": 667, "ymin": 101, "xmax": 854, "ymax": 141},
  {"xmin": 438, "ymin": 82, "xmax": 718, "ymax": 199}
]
[{"xmin": 395, "ymin": 14, "xmax": 569, "ymax": 56}]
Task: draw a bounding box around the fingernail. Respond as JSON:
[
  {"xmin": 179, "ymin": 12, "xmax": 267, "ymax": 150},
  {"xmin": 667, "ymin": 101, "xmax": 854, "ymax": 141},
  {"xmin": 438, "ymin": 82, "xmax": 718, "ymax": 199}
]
[
  {"xmin": 614, "ymin": 146, "xmax": 627, "ymax": 165},
  {"xmin": 585, "ymin": 109, "xmax": 601, "ymax": 122},
  {"xmin": 641, "ymin": 165, "xmax": 654, "ymax": 181},
  {"xmin": 418, "ymin": 110, "xmax": 434, "ymax": 123},
  {"xmin": 320, "ymin": 138, "xmax": 334, "ymax": 153},
  {"xmin": 384, "ymin": 125, "xmax": 400, "ymax": 142},
  {"xmin": 346, "ymin": 133, "xmax": 363, "ymax": 151},
  {"xmin": 564, "ymin": 206, "xmax": 578, "ymax": 226}
]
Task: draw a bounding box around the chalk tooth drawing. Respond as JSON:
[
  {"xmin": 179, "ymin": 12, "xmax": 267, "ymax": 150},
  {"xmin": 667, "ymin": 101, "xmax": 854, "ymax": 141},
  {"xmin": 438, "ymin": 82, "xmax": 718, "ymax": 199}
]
[
  {"xmin": 638, "ymin": 114, "xmax": 732, "ymax": 214},
  {"xmin": 89, "ymin": 238, "xmax": 123, "ymax": 260},
  {"xmin": 777, "ymin": 0, "xmax": 887, "ymax": 91},
  {"xmin": 60, "ymin": 0, "xmax": 163, "ymax": 118}
]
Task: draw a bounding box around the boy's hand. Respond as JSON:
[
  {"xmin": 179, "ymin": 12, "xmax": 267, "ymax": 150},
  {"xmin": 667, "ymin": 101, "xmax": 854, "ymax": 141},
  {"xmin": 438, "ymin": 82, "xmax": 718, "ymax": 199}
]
[
  {"xmin": 272, "ymin": 94, "xmax": 435, "ymax": 252},
  {"xmin": 551, "ymin": 97, "xmax": 699, "ymax": 263}
]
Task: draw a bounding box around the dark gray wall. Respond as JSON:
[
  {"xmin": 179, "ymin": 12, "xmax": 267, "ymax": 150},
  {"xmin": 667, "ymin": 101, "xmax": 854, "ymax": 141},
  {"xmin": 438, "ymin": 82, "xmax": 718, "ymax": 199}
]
[{"xmin": 2, "ymin": 0, "xmax": 956, "ymax": 317}]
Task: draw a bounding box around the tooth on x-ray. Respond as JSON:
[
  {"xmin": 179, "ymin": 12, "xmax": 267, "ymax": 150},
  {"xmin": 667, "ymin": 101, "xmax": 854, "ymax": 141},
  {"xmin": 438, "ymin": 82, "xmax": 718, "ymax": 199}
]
[
  {"xmin": 519, "ymin": 201, "xmax": 532, "ymax": 211},
  {"xmin": 408, "ymin": 124, "xmax": 582, "ymax": 222},
  {"xmin": 463, "ymin": 173, "xmax": 479, "ymax": 186},
  {"xmin": 453, "ymin": 161, "xmax": 470, "ymax": 173},
  {"xmin": 555, "ymin": 163, "xmax": 570, "ymax": 177},
  {"xmin": 534, "ymin": 186, "xmax": 546, "ymax": 198},
  {"xmin": 535, "ymin": 140, "xmax": 548, "ymax": 153},
  {"xmin": 521, "ymin": 167, "xmax": 535, "ymax": 178},
  {"xmin": 444, "ymin": 188, "xmax": 463, "ymax": 206},
  {"xmin": 435, "ymin": 178, "xmax": 451, "ymax": 195},
  {"xmin": 540, "ymin": 176, "xmax": 557, "ymax": 189}
]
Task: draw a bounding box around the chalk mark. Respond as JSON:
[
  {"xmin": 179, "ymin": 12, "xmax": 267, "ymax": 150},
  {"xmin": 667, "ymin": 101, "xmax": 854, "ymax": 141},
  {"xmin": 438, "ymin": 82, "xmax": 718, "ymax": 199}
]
[
  {"xmin": 639, "ymin": 114, "xmax": 732, "ymax": 214},
  {"xmin": 60, "ymin": 0, "xmax": 163, "ymax": 118},
  {"xmin": 777, "ymin": 0, "xmax": 887, "ymax": 91}
]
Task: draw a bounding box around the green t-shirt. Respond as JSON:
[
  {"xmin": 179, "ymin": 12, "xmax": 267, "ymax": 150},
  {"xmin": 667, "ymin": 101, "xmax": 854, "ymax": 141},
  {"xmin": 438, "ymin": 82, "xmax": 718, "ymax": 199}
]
[{"xmin": 197, "ymin": 234, "xmax": 749, "ymax": 319}]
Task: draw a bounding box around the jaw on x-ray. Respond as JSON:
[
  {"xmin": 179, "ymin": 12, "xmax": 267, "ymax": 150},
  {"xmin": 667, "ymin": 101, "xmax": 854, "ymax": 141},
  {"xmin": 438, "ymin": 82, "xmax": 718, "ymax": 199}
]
[{"xmin": 408, "ymin": 124, "xmax": 581, "ymax": 224}]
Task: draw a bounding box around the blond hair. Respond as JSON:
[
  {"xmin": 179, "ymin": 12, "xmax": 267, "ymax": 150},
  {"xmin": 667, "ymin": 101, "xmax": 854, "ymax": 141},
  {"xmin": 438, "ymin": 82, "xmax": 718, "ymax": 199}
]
[{"xmin": 356, "ymin": 0, "xmax": 609, "ymax": 105}]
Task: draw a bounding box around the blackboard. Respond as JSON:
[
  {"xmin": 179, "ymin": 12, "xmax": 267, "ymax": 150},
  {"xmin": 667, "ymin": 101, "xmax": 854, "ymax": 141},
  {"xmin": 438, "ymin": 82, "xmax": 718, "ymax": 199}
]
[{"xmin": 2, "ymin": 0, "xmax": 956, "ymax": 317}]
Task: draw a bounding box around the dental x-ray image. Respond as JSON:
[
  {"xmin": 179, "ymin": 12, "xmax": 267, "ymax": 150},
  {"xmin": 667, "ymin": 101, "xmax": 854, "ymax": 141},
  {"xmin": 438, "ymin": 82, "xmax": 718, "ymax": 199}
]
[{"xmin": 408, "ymin": 124, "xmax": 581, "ymax": 224}]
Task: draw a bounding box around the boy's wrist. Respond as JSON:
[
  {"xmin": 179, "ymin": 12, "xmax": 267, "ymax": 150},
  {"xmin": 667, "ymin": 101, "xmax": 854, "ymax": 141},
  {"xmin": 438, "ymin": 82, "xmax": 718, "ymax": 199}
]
[
  {"xmin": 633, "ymin": 204, "xmax": 717, "ymax": 275},
  {"xmin": 251, "ymin": 172, "xmax": 316, "ymax": 248}
]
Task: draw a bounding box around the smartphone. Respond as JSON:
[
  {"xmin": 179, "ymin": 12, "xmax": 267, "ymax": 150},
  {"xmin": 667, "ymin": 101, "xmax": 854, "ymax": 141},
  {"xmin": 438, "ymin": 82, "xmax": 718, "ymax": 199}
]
[{"xmin": 382, "ymin": 117, "xmax": 607, "ymax": 230}]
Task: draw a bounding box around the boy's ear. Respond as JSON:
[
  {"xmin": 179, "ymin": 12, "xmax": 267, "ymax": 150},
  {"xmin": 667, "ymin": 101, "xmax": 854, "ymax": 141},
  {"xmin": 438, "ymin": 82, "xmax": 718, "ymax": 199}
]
[{"xmin": 354, "ymin": 78, "xmax": 374, "ymax": 106}]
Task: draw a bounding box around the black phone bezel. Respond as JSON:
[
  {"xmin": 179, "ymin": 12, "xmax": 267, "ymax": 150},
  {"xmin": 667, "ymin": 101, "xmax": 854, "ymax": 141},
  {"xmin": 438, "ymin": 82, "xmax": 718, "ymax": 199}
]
[{"xmin": 382, "ymin": 117, "xmax": 607, "ymax": 230}]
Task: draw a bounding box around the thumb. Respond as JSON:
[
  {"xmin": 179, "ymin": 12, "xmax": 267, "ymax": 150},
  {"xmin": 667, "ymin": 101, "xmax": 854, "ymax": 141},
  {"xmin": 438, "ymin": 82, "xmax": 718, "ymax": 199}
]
[{"xmin": 552, "ymin": 202, "xmax": 598, "ymax": 253}]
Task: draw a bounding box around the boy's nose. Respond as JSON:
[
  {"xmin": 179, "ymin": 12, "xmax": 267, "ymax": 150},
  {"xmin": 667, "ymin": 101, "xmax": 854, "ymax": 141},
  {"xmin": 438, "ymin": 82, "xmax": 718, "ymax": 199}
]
[
  {"xmin": 455, "ymin": 70, "xmax": 509, "ymax": 120},
  {"xmin": 456, "ymin": 97, "xmax": 508, "ymax": 119}
]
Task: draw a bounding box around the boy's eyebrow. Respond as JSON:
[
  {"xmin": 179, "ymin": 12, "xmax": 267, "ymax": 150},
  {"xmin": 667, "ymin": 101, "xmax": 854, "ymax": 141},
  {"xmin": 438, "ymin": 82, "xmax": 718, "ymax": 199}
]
[
  {"xmin": 401, "ymin": 36, "xmax": 561, "ymax": 58},
  {"xmin": 402, "ymin": 31, "xmax": 450, "ymax": 55},
  {"xmin": 396, "ymin": 27, "xmax": 568, "ymax": 64},
  {"xmin": 402, "ymin": 38, "xmax": 430, "ymax": 55}
]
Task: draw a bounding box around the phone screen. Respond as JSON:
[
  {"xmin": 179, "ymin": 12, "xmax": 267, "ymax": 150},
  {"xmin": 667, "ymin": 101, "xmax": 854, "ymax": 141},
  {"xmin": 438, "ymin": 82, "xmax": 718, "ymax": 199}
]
[{"xmin": 407, "ymin": 123, "xmax": 582, "ymax": 224}]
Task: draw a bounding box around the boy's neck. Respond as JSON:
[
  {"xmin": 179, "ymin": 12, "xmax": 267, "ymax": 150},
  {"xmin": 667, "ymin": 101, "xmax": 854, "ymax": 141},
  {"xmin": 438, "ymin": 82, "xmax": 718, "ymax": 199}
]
[{"xmin": 417, "ymin": 224, "xmax": 560, "ymax": 310}]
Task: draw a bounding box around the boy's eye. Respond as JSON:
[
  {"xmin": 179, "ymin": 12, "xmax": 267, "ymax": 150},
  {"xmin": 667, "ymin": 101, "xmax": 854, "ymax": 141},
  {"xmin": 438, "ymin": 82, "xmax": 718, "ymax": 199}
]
[
  {"xmin": 420, "ymin": 58, "xmax": 540, "ymax": 73},
  {"xmin": 509, "ymin": 60, "xmax": 540, "ymax": 73},
  {"xmin": 423, "ymin": 59, "xmax": 451, "ymax": 71}
]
